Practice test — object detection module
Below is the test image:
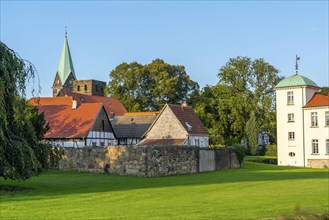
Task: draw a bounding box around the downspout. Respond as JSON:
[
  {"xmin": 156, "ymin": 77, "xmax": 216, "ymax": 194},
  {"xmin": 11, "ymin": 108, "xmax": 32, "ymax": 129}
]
[{"xmin": 302, "ymin": 88, "xmax": 305, "ymax": 167}]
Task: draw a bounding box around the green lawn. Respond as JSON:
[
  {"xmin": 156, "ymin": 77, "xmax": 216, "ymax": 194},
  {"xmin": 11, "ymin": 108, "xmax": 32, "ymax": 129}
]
[{"xmin": 0, "ymin": 161, "xmax": 328, "ymax": 219}]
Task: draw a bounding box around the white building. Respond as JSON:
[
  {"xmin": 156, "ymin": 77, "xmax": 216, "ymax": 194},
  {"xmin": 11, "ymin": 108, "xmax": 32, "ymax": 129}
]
[{"xmin": 275, "ymin": 74, "xmax": 329, "ymax": 168}]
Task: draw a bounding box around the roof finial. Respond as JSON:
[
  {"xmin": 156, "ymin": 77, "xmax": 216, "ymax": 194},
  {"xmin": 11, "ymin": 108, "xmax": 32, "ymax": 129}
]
[
  {"xmin": 295, "ymin": 55, "xmax": 300, "ymax": 75},
  {"xmin": 65, "ymin": 25, "xmax": 67, "ymax": 38}
]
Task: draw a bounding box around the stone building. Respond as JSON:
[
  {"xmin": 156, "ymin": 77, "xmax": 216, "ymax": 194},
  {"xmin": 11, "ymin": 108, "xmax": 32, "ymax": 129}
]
[
  {"xmin": 73, "ymin": 80, "xmax": 106, "ymax": 96},
  {"xmin": 52, "ymin": 35, "xmax": 106, "ymax": 97},
  {"xmin": 275, "ymin": 74, "xmax": 329, "ymax": 168},
  {"xmin": 140, "ymin": 103, "xmax": 209, "ymax": 147}
]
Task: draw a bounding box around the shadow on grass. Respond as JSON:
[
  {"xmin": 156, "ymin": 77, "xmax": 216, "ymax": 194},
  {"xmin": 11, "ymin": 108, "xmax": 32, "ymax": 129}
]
[{"xmin": 1, "ymin": 161, "xmax": 328, "ymax": 201}]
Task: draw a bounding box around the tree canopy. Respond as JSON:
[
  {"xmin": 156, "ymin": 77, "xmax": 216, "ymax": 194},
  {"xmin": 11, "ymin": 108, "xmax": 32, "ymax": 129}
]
[
  {"xmin": 192, "ymin": 56, "xmax": 282, "ymax": 151},
  {"xmin": 0, "ymin": 42, "xmax": 49, "ymax": 180},
  {"xmin": 105, "ymin": 59, "xmax": 199, "ymax": 111}
]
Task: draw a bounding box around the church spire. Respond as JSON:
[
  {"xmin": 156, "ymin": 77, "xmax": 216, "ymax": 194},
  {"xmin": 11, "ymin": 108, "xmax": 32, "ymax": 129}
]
[{"xmin": 57, "ymin": 32, "xmax": 76, "ymax": 84}]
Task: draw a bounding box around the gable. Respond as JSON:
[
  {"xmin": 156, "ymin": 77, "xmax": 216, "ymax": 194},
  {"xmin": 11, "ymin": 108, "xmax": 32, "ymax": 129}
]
[{"xmin": 145, "ymin": 105, "xmax": 188, "ymax": 139}]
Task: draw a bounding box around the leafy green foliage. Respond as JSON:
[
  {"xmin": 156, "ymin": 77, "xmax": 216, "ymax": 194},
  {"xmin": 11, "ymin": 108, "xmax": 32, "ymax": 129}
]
[
  {"xmin": 0, "ymin": 42, "xmax": 49, "ymax": 180},
  {"xmin": 265, "ymin": 144, "xmax": 277, "ymax": 157},
  {"xmin": 320, "ymin": 86, "xmax": 329, "ymax": 94},
  {"xmin": 230, "ymin": 144, "xmax": 246, "ymax": 166},
  {"xmin": 105, "ymin": 59, "xmax": 199, "ymax": 111},
  {"xmin": 245, "ymin": 111, "xmax": 259, "ymax": 155},
  {"xmin": 192, "ymin": 56, "xmax": 282, "ymax": 145}
]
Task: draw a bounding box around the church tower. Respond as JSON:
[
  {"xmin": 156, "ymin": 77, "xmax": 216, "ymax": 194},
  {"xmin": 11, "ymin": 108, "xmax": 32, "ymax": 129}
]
[{"xmin": 52, "ymin": 34, "xmax": 77, "ymax": 97}]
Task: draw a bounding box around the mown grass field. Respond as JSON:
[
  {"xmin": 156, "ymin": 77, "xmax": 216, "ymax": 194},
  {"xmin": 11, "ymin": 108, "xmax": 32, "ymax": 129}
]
[{"xmin": 0, "ymin": 160, "xmax": 328, "ymax": 219}]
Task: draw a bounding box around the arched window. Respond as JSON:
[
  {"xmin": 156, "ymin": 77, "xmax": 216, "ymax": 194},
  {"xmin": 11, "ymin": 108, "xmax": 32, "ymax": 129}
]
[
  {"xmin": 77, "ymin": 85, "xmax": 80, "ymax": 91},
  {"xmin": 84, "ymin": 85, "xmax": 87, "ymax": 91}
]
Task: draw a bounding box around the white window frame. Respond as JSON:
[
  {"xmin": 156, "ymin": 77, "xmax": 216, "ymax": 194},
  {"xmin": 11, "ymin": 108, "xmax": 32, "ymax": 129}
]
[
  {"xmin": 288, "ymin": 132, "xmax": 295, "ymax": 141},
  {"xmin": 326, "ymin": 139, "xmax": 329, "ymax": 154},
  {"xmin": 325, "ymin": 111, "xmax": 329, "ymax": 126},
  {"xmin": 287, "ymin": 91, "xmax": 294, "ymax": 105},
  {"xmin": 312, "ymin": 139, "xmax": 319, "ymax": 154},
  {"xmin": 288, "ymin": 113, "xmax": 294, "ymax": 122},
  {"xmin": 311, "ymin": 112, "xmax": 318, "ymax": 127}
]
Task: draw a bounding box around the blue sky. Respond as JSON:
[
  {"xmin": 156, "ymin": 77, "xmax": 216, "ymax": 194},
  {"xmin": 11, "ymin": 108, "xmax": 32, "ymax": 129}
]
[{"xmin": 1, "ymin": 1, "xmax": 328, "ymax": 98}]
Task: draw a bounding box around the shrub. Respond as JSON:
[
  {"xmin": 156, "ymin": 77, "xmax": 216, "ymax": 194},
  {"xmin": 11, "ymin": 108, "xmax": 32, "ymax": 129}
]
[
  {"xmin": 265, "ymin": 144, "xmax": 277, "ymax": 157},
  {"xmin": 231, "ymin": 144, "xmax": 246, "ymax": 167}
]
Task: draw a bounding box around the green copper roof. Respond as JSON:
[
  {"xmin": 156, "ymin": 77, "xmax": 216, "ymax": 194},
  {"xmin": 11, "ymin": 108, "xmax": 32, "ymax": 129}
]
[
  {"xmin": 275, "ymin": 74, "xmax": 318, "ymax": 88},
  {"xmin": 57, "ymin": 36, "xmax": 76, "ymax": 84}
]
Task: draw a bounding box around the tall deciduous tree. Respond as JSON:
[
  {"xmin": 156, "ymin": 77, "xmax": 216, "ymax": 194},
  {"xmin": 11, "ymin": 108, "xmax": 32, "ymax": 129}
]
[
  {"xmin": 192, "ymin": 56, "xmax": 281, "ymax": 146},
  {"xmin": 0, "ymin": 42, "xmax": 49, "ymax": 180},
  {"xmin": 105, "ymin": 59, "xmax": 199, "ymax": 111}
]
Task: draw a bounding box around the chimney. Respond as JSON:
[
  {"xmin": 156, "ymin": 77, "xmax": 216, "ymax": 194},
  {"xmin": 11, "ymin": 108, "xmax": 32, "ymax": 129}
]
[
  {"xmin": 72, "ymin": 100, "xmax": 78, "ymax": 109},
  {"xmin": 181, "ymin": 101, "xmax": 187, "ymax": 110}
]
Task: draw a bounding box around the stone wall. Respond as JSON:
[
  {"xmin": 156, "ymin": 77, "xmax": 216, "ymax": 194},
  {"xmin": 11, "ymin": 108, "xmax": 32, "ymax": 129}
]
[
  {"xmin": 58, "ymin": 146, "xmax": 240, "ymax": 177},
  {"xmin": 307, "ymin": 159, "xmax": 329, "ymax": 168}
]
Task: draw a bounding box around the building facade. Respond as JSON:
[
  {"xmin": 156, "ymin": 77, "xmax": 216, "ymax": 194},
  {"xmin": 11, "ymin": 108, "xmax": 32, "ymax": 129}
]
[
  {"xmin": 275, "ymin": 74, "xmax": 329, "ymax": 168},
  {"xmin": 140, "ymin": 103, "xmax": 209, "ymax": 148}
]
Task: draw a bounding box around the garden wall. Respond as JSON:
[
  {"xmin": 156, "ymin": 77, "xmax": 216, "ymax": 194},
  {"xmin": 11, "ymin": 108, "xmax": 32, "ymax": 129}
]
[{"xmin": 58, "ymin": 146, "xmax": 240, "ymax": 177}]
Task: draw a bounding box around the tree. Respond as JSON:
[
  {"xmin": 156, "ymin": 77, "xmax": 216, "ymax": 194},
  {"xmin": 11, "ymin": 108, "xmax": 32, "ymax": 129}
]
[
  {"xmin": 0, "ymin": 42, "xmax": 49, "ymax": 180},
  {"xmin": 192, "ymin": 56, "xmax": 281, "ymax": 146},
  {"xmin": 320, "ymin": 86, "xmax": 329, "ymax": 94},
  {"xmin": 105, "ymin": 59, "xmax": 199, "ymax": 111},
  {"xmin": 245, "ymin": 111, "xmax": 259, "ymax": 155}
]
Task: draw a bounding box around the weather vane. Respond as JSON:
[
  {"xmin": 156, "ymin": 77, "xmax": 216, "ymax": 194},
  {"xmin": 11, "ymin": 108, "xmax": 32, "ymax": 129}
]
[{"xmin": 295, "ymin": 55, "xmax": 300, "ymax": 75}]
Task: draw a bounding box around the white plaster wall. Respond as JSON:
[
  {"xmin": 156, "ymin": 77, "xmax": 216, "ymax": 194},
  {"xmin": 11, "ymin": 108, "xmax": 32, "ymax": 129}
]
[
  {"xmin": 276, "ymin": 86, "xmax": 318, "ymax": 167},
  {"xmin": 304, "ymin": 107, "xmax": 329, "ymax": 160},
  {"xmin": 187, "ymin": 135, "xmax": 209, "ymax": 148}
]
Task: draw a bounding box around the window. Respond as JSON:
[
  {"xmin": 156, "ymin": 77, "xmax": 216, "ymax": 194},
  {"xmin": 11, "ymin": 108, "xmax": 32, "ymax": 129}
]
[
  {"xmin": 288, "ymin": 113, "xmax": 294, "ymax": 122},
  {"xmin": 287, "ymin": 91, "xmax": 294, "ymax": 105},
  {"xmin": 311, "ymin": 112, "xmax": 318, "ymax": 127},
  {"xmin": 77, "ymin": 85, "xmax": 80, "ymax": 91},
  {"xmin": 312, "ymin": 139, "xmax": 319, "ymax": 154},
  {"xmin": 194, "ymin": 139, "xmax": 199, "ymax": 146},
  {"xmin": 326, "ymin": 139, "xmax": 329, "ymax": 154},
  {"xmin": 84, "ymin": 85, "xmax": 88, "ymax": 91},
  {"xmin": 325, "ymin": 111, "xmax": 329, "ymax": 126},
  {"xmin": 95, "ymin": 85, "xmax": 98, "ymax": 92},
  {"xmin": 288, "ymin": 132, "xmax": 295, "ymax": 141},
  {"xmin": 288, "ymin": 152, "xmax": 295, "ymax": 157}
]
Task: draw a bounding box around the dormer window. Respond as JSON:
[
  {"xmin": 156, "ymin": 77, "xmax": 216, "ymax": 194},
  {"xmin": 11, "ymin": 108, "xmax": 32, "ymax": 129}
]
[
  {"xmin": 185, "ymin": 121, "xmax": 193, "ymax": 131},
  {"xmin": 107, "ymin": 100, "xmax": 111, "ymax": 105},
  {"xmin": 287, "ymin": 91, "xmax": 294, "ymax": 105},
  {"xmin": 80, "ymin": 97, "xmax": 85, "ymax": 103}
]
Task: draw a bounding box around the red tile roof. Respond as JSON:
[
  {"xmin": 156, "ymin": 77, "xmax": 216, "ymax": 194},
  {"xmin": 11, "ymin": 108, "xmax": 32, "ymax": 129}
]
[
  {"xmin": 304, "ymin": 92, "xmax": 329, "ymax": 108},
  {"xmin": 138, "ymin": 138, "xmax": 187, "ymax": 146},
  {"xmin": 67, "ymin": 93, "xmax": 127, "ymax": 117},
  {"xmin": 29, "ymin": 97, "xmax": 73, "ymax": 106},
  {"xmin": 123, "ymin": 112, "xmax": 159, "ymax": 116},
  {"xmin": 38, "ymin": 103, "xmax": 103, "ymax": 139},
  {"xmin": 167, "ymin": 104, "xmax": 209, "ymax": 135}
]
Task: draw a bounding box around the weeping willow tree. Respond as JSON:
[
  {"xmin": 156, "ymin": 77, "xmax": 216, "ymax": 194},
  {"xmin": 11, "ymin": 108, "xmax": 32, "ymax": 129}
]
[{"xmin": 0, "ymin": 42, "xmax": 50, "ymax": 180}]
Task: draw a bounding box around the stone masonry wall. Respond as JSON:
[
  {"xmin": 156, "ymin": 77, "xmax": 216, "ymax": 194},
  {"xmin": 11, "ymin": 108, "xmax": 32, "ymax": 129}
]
[
  {"xmin": 58, "ymin": 146, "xmax": 240, "ymax": 177},
  {"xmin": 307, "ymin": 159, "xmax": 329, "ymax": 168}
]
